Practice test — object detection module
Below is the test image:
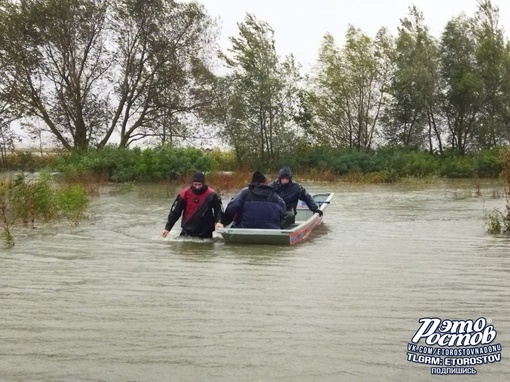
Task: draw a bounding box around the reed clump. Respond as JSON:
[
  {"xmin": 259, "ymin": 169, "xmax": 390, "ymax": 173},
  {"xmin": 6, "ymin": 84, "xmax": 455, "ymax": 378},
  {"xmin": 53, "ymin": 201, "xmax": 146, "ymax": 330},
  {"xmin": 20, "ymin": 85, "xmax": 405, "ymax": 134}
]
[
  {"xmin": 484, "ymin": 202, "xmax": 510, "ymax": 235},
  {"xmin": 502, "ymin": 147, "xmax": 510, "ymax": 195},
  {"xmin": 484, "ymin": 147, "xmax": 510, "ymax": 235},
  {"xmin": 0, "ymin": 172, "xmax": 89, "ymax": 247}
]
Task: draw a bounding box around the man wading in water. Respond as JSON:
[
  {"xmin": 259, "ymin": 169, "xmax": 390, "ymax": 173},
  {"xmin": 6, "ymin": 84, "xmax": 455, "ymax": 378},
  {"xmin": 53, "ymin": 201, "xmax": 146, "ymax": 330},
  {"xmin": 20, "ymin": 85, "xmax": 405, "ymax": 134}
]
[{"xmin": 162, "ymin": 172, "xmax": 223, "ymax": 239}]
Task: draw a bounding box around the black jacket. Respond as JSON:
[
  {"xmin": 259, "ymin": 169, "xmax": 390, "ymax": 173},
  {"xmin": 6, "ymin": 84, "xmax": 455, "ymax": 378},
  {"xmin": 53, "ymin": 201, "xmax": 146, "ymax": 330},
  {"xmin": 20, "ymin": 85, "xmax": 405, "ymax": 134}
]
[
  {"xmin": 222, "ymin": 183, "xmax": 286, "ymax": 229},
  {"xmin": 268, "ymin": 179, "xmax": 318, "ymax": 213}
]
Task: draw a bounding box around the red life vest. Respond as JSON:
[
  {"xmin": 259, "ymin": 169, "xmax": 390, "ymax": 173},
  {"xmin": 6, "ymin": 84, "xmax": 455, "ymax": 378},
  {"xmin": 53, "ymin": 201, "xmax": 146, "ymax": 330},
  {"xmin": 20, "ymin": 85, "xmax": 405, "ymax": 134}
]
[{"xmin": 179, "ymin": 186, "xmax": 214, "ymax": 224}]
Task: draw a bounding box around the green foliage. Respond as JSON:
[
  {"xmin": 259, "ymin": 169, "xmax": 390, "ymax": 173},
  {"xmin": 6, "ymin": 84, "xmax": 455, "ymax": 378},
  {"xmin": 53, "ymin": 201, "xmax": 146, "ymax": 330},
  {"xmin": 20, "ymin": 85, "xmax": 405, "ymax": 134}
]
[
  {"xmin": 207, "ymin": 150, "xmax": 237, "ymax": 171},
  {"xmin": 439, "ymin": 155, "xmax": 476, "ymax": 178},
  {"xmin": 501, "ymin": 146, "xmax": 510, "ymax": 192},
  {"xmin": 280, "ymin": 145, "xmax": 503, "ymax": 180},
  {"xmin": 53, "ymin": 145, "xmax": 215, "ymax": 182},
  {"xmin": 1, "ymin": 227, "xmax": 14, "ymax": 247},
  {"xmin": 383, "ymin": 6, "xmax": 440, "ymax": 151},
  {"xmin": 308, "ymin": 27, "xmax": 393, "ymax": 150},
  {"xmin": 51, "ymin": 145, "xmax": 502, "ymax": 181},
  {"xmin": 484, "ymin": 209, "xmax": 502, "ymax": 234},
  {"xmin": 54, "ymin": 184, "xmax": 89, "ymax": 223},
  {"xmin": 32, "ymin": 172, "xmax": 54, "ymax": 219},
  {"xmin": 2, "ymin": 0, "xmax": 510, "ymax": 167},
  {"xmin": 0, "ymin": 0, "xmax": 218, "ymax": 150},
  {"xmin": 474, "ymin": 148, "xmax": 504, "ymax": 178},
  {"xmin": 3, "ymin": 172, "xmax": 89, "ymax": 222},
  {"xmin": 331, "ymin": 150, "xmax": 379, "ymax": 174},
  {"xmin": 217, "ymin": 14, "xmax": 301, "ymax": 167},
  {"xmin": 484, "ymin": 201, "xmax": 510, "ymax": 235},
  {"xmin": 0, "ymin": 151, "xmax": 58, "ymax": 172},
  {"xmin": 0, "ymin": 172, "xmax": 89, "ymax": 246}
]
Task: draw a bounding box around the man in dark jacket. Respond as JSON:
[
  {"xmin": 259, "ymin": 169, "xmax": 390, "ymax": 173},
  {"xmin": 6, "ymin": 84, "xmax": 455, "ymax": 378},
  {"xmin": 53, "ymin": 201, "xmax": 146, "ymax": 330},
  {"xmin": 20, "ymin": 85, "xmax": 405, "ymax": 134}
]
[
  {"xmin": 269, "ymin": 166, "xmax": 322, "ymax": 228},
  {"xmin": 217, "ymin": 171, "xmax": 286, "ymax": 229},
  {"xmin": 162, "ymin": 171, "xmax": 222, "ymax": 239}
]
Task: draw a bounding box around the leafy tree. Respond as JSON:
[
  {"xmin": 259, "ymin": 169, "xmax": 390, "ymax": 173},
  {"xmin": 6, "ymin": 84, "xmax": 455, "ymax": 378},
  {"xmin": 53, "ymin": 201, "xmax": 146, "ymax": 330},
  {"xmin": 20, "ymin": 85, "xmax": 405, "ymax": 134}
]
[
  {"xmin": 308, "ymin": 27, "xmax": 394, "ymax": 149},
  {"xmin": 107, "ymin": 0, "xmax": 218, "ymax": 147},
  {"xmin": 439, "ymin": 14, "xmax": 483, "ymax": 154},
  {"xmin": 0, "ymin": 0, "xmax": 111, "ymax": 150},
  {"xmin": 472, "ymin": 0, "xmax": 510, "ymax": 148},
  {"xmin": 0, "ymin": 39, "xmax": 21, "ymax": 167},
  {"xmin": 0, "ymin": 0, "xmax": 218, "ymax": 151},
  {"xmin": 209, "ymin": 75, "xmax": 254, "ymax": 167},
  {"xmin": 306, "ymin": 33, "xmax": 345, "ymax": 147},
  {"xmin": 383, "ymin": 6, "xmax": 443, "ymax": 153},
  {"xmin": 0, "ymin": 111, "xmax": 21, "ymax": 169},
  {"xmin": 218, "ymin": 13, "xmax": 302, "ymax": 167}
]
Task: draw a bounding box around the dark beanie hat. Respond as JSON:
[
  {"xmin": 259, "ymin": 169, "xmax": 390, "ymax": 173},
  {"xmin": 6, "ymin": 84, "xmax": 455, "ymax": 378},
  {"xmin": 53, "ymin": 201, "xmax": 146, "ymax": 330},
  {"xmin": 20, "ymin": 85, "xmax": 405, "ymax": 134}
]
[
  {"xmin": 279, "ymin": 166, "xmax": 292, "ymax": 179},
  {"xmin": 192, "ymin": 171, "xmax": 205, "ymax": 183},
  {"xmin": 251, "ymin": 170, "xmax": 266, "ymax": 184}
]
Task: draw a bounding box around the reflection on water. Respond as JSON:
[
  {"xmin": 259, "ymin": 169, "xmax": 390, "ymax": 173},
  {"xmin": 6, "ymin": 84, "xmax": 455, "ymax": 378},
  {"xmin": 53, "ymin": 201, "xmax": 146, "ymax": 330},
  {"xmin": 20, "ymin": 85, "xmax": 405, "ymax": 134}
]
[{"xmin": 1, "ymin": 179, "xmax": 509, "ymax": 381}]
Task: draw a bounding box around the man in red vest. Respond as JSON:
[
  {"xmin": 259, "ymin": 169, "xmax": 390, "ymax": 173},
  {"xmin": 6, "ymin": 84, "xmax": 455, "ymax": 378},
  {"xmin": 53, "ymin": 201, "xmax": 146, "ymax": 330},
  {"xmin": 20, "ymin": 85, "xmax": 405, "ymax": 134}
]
[{"xmin": 162, "ymin": 172, "xmax": 223, "ymax": 239}]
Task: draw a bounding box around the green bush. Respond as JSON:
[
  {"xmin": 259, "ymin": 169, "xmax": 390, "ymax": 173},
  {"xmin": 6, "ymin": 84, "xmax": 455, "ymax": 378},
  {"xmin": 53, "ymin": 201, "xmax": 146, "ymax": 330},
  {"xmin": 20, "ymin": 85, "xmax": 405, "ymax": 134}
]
[
  {"xmin": 55, "ymin": 184, "xmax": 89, "ymax": 222},
  {"xmin": 484, "ymin": 203, "xmax": 510, "ymax": 235},
  {"xmin": 440, "ymin": 156, "xmax": 476, "ymax": 178},
  {"xmin": 52, "ymin": 145, "xmax": 215, "ymax": 182},
  {"xmin": 400, "ymin": 151, "xmax": 439, "ymax": 177},
  {"xmin": 40, "ymin": 144, "xmax": 508, "ymax": 182},
  {"xmin": 1, "ymin": 172, "xmax": 89, "ymax": 246},
  {"xmin": 1, "ymin": 151, "xmax": 58, "ymax": 172},
  {"xmin": 290, "ymin": 146, "xmax": 504, "ymax": 179},
  {"xmin": 475, "ymin": 148, "xmax": 504, "ymax": 178},
  {"xmin": 207, "ymin": 150, "xmax": 237, "ymax": 171}
]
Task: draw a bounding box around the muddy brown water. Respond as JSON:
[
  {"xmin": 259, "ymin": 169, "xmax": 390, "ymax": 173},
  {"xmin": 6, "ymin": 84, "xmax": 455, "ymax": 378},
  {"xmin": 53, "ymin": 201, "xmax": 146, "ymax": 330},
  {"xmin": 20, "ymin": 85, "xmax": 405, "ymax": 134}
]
[{"xmin": 1, "ymin": 179, "xmax": 509, "ymax": 381}]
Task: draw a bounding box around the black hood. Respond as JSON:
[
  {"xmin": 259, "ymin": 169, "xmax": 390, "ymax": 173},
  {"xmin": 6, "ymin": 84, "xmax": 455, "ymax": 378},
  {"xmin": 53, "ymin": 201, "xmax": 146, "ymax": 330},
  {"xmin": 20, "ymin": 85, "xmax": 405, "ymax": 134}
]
[
  {"xmin": 278, "ymin": 167, "xmax": 292, "ymax": 179},
  {"xmin": 248, "ymin": 182, "xmax": 274, "ymax": 198}
]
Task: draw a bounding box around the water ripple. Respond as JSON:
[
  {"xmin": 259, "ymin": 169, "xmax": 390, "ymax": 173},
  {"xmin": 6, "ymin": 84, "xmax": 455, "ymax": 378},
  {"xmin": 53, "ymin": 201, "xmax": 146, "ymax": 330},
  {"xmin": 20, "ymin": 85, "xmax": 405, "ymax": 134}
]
[{"xmin": 1, "ymin": 180, "xmax": 509, "ymax": 381}]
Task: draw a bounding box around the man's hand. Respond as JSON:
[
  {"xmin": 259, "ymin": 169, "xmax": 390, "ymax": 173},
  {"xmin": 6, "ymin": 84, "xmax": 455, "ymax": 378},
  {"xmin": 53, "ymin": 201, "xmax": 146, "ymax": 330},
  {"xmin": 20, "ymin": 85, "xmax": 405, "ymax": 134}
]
[
  {"xmin": 162, "ymin": 230, "xmax": 170, "ymax": 238},
  {"xmin": 313, "ymin": 209, "xmax": 323, "ymax": 217},
  {"xmin": 215, "ymin": 222, "xmax": 224, "ymax": 229}
]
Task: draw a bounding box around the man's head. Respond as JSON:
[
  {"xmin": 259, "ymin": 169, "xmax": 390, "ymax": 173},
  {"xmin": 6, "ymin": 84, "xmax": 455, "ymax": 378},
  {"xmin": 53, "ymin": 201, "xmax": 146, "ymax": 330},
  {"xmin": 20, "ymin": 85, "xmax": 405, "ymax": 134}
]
[
  {"xmin": 191, "ymin": 171, "xmax": 205, "ymax": 189},
  {"xmin": 251, "ymin": 170, "xmax": 266, "ymax": 184},
  {"xmin": 278, "ymin": 167, "xmax": 292, "ymax": 185}
]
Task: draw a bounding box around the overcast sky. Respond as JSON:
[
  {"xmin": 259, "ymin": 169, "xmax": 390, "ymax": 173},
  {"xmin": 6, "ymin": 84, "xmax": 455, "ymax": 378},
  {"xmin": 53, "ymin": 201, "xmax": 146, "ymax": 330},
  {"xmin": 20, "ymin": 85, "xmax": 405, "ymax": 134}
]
[{"xmin": 201, "ymin": 0, "xmax": 510, "ymax": 71}]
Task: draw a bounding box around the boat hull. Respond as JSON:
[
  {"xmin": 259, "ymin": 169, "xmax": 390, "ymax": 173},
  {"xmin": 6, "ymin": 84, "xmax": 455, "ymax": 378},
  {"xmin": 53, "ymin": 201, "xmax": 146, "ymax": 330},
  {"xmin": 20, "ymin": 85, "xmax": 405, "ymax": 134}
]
[{"xmin": 217, "ymin": 193, "xmax": 333, "ymax": 245}]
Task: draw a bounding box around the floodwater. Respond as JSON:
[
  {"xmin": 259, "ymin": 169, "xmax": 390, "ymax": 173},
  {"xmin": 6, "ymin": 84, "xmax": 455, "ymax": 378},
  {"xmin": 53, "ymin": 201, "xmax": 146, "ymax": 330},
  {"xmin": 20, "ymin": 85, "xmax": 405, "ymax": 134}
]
[{"xmin": 1, "ymin": 179, "xmax": 509, "ymax": 382}]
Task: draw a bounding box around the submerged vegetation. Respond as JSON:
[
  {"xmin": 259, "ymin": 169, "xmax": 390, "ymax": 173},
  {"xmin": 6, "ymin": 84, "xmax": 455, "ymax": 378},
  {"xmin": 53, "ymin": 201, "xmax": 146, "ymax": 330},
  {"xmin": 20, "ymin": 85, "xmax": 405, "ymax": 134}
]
[
  {"xmin": 484, "ymin": 147, "xmax": 510, "ymax": 234},
  {"xmin": 0, "ymin": 172, "xmax": 89, "ymax": 246},
  {"xmin": 503, "ymin": 147, "xmax": 510, "ymax": 195},
  {"xmin": 484, "ymin": 204, "xmax": 510, "ymax": 234}
]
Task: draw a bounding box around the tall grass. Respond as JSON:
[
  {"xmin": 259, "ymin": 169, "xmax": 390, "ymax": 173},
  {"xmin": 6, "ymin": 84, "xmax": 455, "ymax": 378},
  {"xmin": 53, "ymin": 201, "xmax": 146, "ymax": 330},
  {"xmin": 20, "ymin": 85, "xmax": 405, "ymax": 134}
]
[
  {"xmin": 484, "ymin": 202, "xmax": 510, "ymax": 235},
  {"xmin": 1, "ymin": 151, "xmax": 58, "ymax": 172},
  {"xmin": 483, "ymin": 147, "xmax": 510, "ymax": 235},
  {"xmin": 502, "ymin": 147, "xmax": 510, "ymax": 194},
  {"xmin": 0, "ymin": 172, "xmax": 89, "ymax": 246}
]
